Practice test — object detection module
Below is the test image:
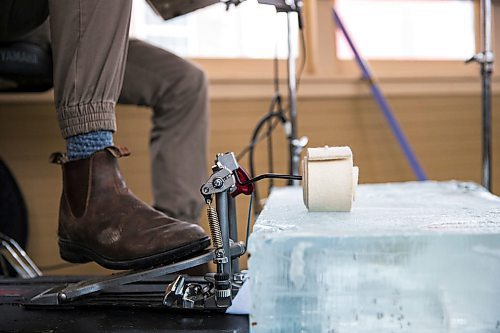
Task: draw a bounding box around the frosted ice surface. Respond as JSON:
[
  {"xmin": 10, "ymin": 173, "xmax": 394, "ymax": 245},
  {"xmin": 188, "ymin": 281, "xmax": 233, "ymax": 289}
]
[{"xmin": 248, "ymin": 181, "xmax": 500, "ymax": 333}]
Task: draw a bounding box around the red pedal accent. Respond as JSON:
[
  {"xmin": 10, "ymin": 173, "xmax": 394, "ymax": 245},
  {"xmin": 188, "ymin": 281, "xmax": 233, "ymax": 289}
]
[{"xmin": 231, "ymin": 167, "xmax": 254, "ymax": 197}]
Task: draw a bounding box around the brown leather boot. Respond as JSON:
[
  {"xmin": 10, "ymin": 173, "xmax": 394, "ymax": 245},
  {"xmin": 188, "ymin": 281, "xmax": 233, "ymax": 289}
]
[{"xmin": 50, "ymin": 146, "xmax": 210, "ymax": 270}]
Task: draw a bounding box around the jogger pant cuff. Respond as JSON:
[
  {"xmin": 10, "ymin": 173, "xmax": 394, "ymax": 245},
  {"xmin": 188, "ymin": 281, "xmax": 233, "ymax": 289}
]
[{"xmin": 58, "ymin": 102, "xmax": 116, "ymax": 138}]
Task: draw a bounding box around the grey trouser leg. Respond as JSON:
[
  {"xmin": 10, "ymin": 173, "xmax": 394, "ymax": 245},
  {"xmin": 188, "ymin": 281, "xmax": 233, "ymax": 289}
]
[
  {"xmin": 118, "ymin": 39, "xmax": 208, "ymax": 223},
  {"xmin": 0, "ymin": 0, "xmax": 131, "ymax": 138},
  {"xmin": 49, "ymin": 0, "xmax": 132, "ymax": 138}
]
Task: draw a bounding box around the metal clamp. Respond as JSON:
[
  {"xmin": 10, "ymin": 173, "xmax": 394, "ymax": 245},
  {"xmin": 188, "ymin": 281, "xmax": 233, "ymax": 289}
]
[{"xmin": 200, "ymin": 152, "xmax": 239, "ymax": 199}]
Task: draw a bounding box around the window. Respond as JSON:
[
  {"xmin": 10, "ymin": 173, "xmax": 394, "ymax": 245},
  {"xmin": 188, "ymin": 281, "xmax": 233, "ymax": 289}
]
[
  {"xmin": 335, "ymin": 0, "xmax": 476, "ymax": 60},
  {"xmin": 130, "ymin": 0, "xmax": 298, "ymax": 59}
]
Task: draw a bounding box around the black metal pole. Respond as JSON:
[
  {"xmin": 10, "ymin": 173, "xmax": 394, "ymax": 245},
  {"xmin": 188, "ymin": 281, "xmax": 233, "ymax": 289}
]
[
  {"xmin": 467, "ymin": 0, "xmax": 494, "ymax": 191},
  {"xmin": 481, "ymin": 0, "xmax": 493, "ymax": 191},
  {"xmin": 286, "ymin": 11, "xmax": 300, "ymax": 185},
  {"xmin": 482, "ymin": 62, "xmax": 492, "ymax": 191}
]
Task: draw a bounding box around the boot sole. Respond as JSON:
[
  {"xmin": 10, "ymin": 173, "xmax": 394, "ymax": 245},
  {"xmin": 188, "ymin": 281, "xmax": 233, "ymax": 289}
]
[{"xmin": 59, "ymin": 236, "xmax": 211, "ymax": 270}]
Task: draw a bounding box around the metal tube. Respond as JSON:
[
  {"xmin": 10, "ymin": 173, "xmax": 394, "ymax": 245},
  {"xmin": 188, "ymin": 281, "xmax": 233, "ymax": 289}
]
[
  {"xmin": 482, "ymin": 67, "xmax": 492, "ymax": 190},
  {"xmin": 227, "ymin": 193, "xmax": 239, "ymax": 274},
  {"xmin": 1, "ymin": 242, "xmax": 36, "ymax": 278},
  {"xmin": 287, "ymin": 12, "xmax": 300, "ymax": 185},
  {"xmin": 0, "ymin": 233, "xmax": 42, "ymax": 278},
  {"xmin": 481, "ymin": 0, "xmax": 493, "ymax": 191},
  {"xmin": 215, "ymin": 192, "xmax": 231, "ymax": 276},
  {"xmin": 483, "ymin": 0, "xmax": 492, "ymax": 53}
]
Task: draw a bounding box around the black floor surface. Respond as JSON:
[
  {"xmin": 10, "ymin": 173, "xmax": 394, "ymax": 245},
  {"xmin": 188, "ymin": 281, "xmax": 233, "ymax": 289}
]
[{"xmin": 0, "ymin": 276, "xmax": 249, "ymax": 333}]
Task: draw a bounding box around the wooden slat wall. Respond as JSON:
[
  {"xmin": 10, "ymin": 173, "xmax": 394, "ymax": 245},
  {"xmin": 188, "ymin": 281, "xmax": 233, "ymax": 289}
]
[{"xmin": 0, "ymin": 93, "xmax": 498, "ymax": 275}]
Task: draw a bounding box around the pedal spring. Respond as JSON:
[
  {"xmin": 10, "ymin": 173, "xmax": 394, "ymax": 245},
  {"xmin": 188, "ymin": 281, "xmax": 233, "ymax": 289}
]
[{"xmin": 207, "ymin": 204, "xmax": 223, "ymax": 250}]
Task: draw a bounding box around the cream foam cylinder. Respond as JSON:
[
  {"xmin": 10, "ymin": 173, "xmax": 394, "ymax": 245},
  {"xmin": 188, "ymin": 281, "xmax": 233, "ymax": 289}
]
[{"xmin": 302, "ymin": 146, "xmax": 359, "ymax": 212}]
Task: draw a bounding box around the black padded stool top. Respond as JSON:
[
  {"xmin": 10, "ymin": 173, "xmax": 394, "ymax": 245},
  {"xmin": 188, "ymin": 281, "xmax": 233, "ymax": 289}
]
[{"xmin": 0, "ymin": 41, "xmax": 53, "ymax": 92}]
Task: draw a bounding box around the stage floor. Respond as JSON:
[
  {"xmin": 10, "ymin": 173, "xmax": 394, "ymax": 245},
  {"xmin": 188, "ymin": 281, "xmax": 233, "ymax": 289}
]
[{"xmin": 0, "ymin": 276, "xmax": 249, "ymax": 333}]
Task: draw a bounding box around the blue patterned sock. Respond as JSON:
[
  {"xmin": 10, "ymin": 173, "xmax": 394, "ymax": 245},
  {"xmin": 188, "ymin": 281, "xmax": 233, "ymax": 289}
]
[{"xmin": 66, "ymin": 130, "xmax": 114, "ymax": 161}]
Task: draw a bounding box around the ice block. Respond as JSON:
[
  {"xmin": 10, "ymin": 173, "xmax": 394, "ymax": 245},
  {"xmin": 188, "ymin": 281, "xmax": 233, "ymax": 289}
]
[{"xmin": 248, "ymin": 181, "xmax": 500, "ymax": 333}]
